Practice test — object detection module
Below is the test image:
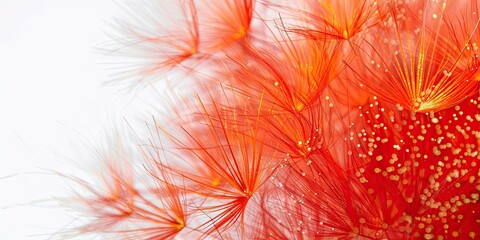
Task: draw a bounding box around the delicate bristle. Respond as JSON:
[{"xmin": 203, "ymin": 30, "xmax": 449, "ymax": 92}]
[{"xmin": 349, "ymin": 0, "xmax": 479, "ymax": 112}]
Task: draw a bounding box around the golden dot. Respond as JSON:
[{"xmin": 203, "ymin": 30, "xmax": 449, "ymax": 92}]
[{"xmin": 424, "ymin": 233, "xmax": 434, "ymax": 239}]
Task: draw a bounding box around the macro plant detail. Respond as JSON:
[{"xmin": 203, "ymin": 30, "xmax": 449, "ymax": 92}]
[{"xmin": 59, "ymin": 0, "xmax": 480, "ymax": 239}]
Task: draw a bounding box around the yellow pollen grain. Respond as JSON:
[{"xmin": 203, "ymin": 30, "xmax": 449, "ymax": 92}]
[
  {"xmin": 342, "ymin": 29, "xmax": 349, "ymax": 39},
  {"xmin": 190, "ymin": 47, "xmax": 198, "ymax": 55},
  {"xmin": 212, "ymin": 178, "xmax": 220, "ymax": 187},
  {"xmin": 233, "ymin": 26, "xmax": 247, "ymax": 40},
  {"xmin": 176, "ymin": 217, "xmax": 185, "ymax": 230}
]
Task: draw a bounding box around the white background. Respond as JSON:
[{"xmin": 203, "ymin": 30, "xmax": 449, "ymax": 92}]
[{"xmin": 0, "ymin": 1, "xmax": 154, "ymax": 239}]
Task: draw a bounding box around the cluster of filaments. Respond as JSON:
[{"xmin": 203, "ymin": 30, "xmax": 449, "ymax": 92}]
[{"xmin": 64, "ymin": 0, "xmax": 480, "ymax": 239}]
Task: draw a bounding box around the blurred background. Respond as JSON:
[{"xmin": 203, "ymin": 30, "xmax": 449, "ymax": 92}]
[{"xmin": 0, "ymin": 1, "xmax": 150, "ymax": 239}]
